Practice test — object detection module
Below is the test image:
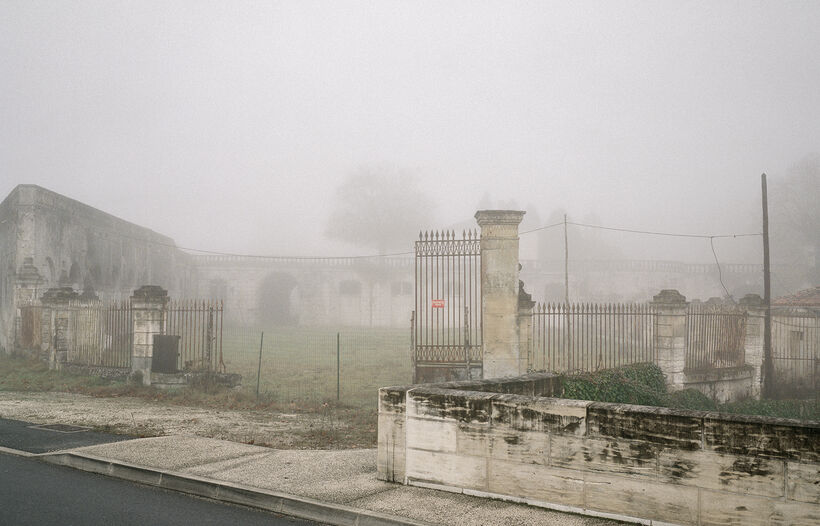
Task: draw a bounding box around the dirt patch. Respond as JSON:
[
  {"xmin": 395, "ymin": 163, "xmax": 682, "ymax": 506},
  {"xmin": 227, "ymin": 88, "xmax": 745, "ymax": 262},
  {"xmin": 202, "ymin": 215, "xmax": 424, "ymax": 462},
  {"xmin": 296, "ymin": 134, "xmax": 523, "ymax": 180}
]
[{"xmin": 0, "ymin": 391, "xmax": 371, "ymax": 449}]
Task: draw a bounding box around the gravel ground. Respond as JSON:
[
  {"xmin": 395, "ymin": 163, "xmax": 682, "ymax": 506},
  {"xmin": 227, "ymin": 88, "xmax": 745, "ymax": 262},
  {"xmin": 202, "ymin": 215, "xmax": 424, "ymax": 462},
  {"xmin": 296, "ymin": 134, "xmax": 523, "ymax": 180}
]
[{"xmin": 0, "ymin": 391, "xmax": 346, "ymax": 448}]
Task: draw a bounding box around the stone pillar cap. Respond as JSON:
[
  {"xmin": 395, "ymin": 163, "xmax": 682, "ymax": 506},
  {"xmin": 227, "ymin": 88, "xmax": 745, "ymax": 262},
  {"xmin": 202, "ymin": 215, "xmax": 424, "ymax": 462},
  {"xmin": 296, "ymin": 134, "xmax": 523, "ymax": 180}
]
[
  {"xmin": 41, "ymin": 287, "xmax": 79, "ymax": 303},
  {"xmin": 739, "ymin": 293, "xmax": 763, "ymax": 307},
  {"xmin": 474, "ymin": 210, "xmax": 526, "ymax": 226},
  {"xmin": 131, "ymin": 285, "xmax": 168, "ymax": 299},
  {"xmin": 652, "ymin": 289, "xmax": 687, "ymax": 304}
]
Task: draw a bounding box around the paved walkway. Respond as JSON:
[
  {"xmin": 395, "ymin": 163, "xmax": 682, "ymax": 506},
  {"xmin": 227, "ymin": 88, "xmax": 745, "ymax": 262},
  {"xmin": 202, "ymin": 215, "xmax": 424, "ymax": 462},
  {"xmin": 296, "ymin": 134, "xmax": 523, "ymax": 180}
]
[{"xmin": 14, "ymin": 435, "xmax": 618, "ymax": 526}]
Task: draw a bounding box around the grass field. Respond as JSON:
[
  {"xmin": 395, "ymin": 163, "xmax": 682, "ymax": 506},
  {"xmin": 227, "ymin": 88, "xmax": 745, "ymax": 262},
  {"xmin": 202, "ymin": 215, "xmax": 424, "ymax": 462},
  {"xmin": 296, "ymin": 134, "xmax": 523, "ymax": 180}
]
[{"xmin": 220, "ymin": 326, "xmax": 412, "ymax": 408}]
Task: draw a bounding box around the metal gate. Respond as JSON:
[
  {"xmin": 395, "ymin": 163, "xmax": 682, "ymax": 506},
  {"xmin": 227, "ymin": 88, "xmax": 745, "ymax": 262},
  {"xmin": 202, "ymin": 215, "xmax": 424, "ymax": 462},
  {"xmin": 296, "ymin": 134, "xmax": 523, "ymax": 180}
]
[
  {"xmin": 412, "ymin": 230, "xmax": 481, "ymax": 382},
  {"xmin": 165, "ymin": 299, "xmax": 224, "ymax": 372}
]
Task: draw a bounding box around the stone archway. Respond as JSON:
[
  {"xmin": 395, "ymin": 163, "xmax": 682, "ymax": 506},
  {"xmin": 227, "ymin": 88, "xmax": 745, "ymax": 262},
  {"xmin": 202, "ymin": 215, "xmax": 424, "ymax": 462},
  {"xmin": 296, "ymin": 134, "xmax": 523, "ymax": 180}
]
[{"xmin": 257, "ymin": 272, "xmax": 299, "ymax": 326}]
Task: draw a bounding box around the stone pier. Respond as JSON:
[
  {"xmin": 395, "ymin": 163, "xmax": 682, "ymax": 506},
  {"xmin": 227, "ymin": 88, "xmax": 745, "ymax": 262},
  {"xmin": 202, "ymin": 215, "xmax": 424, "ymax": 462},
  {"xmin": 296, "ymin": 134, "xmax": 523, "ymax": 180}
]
[
  {"xmin": 475, "ymin": 210, "xmax": 526, "ymax": 378},
  {"xmin": 131, "ymin": 285, "xmax": 168, "ymax": 385}
]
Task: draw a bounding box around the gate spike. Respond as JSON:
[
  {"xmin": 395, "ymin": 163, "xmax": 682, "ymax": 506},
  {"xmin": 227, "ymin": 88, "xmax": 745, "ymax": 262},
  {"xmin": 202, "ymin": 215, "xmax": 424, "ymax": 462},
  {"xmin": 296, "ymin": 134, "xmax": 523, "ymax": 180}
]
[{"xmin": 419, "ymin": 231, "xmax": 423, "ymax": 241}]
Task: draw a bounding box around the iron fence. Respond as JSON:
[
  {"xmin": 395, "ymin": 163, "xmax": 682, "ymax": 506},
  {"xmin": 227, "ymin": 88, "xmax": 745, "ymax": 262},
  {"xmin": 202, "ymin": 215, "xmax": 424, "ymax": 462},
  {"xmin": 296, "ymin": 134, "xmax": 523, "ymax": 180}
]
[
  {"xmin": 165, "ymin": 299, "xmax": 224, "ymax": 372},
  {"xmin": 531, "ymin": 302, "xmax": 656, "ymax": 373},
  {"xmin": 771, "ymin": 310, "xmax": 819, "ymax": 395},
  {"xmin": 66, "ymin": 300, "xmax": 132, "ymax": 368},
  {"xmin": 685, "ymin": 303, "xmax": 746, "ymax": 371},
  {"xmin": 413, "ymin": 230, "xmax": 482, "ymax": 373}
]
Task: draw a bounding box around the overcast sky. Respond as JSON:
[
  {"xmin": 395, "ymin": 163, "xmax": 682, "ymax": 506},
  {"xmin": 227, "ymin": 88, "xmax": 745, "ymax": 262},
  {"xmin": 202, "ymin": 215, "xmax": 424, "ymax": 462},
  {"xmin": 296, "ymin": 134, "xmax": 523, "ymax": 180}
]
[{"xmin": 1, "ymin": 1, "xmax": 818, "ymax": 262}]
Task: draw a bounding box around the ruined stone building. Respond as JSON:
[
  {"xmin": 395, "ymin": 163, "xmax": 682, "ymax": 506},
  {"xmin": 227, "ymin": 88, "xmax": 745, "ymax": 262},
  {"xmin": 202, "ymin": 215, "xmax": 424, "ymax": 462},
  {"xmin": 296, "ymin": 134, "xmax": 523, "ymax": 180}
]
[{"xmin": 1, "ymin": 184, "xmax": 768, "ymax": 353}]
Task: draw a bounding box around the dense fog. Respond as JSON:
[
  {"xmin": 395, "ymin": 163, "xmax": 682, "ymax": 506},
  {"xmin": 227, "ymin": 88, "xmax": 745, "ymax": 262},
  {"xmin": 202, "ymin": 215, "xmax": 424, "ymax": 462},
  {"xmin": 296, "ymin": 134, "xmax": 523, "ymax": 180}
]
[{"xmin": 1, "ymin": 1, "xmax": 818, "ymax": 289}]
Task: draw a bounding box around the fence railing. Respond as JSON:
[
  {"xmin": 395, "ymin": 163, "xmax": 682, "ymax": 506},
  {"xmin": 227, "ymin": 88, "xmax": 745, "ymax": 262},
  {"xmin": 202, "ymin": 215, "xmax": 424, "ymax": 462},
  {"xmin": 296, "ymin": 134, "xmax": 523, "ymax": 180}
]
[
  {"xmin": 772, "ymin": 310, "xmax": 819, "ymax": 394},
  {"xmin": 165, "ymin": 299, "xmax": 224, "ymax": 372},
  {"xmin": 67, "ymin": 300, "xmax": 132, "ymax": 368},
  {"xmin": 531, "ymin": 302, "xmax": 656, "ymax": 374},
  {"xmin": 685, "ymin": 303, "xmax": 746, "ymax": 371}
]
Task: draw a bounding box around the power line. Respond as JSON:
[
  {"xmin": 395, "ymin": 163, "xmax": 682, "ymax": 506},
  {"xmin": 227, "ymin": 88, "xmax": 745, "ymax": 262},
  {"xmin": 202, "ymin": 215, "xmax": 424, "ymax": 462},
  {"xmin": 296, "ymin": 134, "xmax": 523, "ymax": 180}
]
[
  {"xmin": 98, "ymin": 229, "xmax": 414, "ymax": 261},
  {"xmin": 112, "ymin": 216, "xmax": 761, "ymax": 261},
  {"xmin": 710, "ymin": 237, "xmax": 732, "ymax": 299},
  {"xmin": 567, "ymin": 221, "xmax": 761, "ymax": 239},
  {"xmin": 519, "ymin": 221, "xmax": 564, "ymax": 235}
]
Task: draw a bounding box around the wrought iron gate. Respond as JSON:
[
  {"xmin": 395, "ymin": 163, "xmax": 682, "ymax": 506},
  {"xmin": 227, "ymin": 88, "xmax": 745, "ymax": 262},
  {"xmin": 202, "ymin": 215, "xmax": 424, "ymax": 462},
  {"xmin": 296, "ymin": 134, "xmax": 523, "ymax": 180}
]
[{"xmin": 413, "ymin": 230, "xmax": 481, "ymax": 382}]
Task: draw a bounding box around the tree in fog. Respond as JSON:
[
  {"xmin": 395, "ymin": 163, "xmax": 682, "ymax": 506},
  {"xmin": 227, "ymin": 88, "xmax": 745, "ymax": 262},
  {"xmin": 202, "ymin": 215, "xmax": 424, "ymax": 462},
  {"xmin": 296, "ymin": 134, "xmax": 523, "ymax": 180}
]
[
  {"xmin": 769, "ymin": 154, "xmax": 820, "ymax": 291},
  {"xmin": 325, "ymin": 165, "xmax": 437, "ymax": 254}
]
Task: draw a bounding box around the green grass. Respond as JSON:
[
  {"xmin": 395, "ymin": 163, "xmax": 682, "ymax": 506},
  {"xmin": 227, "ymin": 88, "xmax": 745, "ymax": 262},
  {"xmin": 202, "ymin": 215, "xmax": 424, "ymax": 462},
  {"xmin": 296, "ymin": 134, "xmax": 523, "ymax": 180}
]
[{"xmin": 220, "ymin": 326, "xmax": 412, "ymax": 408}]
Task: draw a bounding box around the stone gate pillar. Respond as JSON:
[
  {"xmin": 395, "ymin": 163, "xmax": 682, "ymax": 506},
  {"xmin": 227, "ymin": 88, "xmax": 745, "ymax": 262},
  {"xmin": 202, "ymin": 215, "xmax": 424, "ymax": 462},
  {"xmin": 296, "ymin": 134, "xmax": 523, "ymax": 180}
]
[
  {"xmin": 12, "ymin": 257, "xmax": 44, "ymax": 352},
  {"xmin": 739, "ymin": 293, "xmax": 764, "ymax": 399},
  {"xmin": 131, "ymin": 285, "xmax": 168, "ymax": 385},
  {"xmin": 475, "ymin": 210, "xmax": 525, "ymax": 378},
  {"xmin": 652, "ymin": 289, "xmax": 688, "ymax": 392},
  {"xmin": 40, "ymin": 287, "xmax": 79, "ymax": 369}
]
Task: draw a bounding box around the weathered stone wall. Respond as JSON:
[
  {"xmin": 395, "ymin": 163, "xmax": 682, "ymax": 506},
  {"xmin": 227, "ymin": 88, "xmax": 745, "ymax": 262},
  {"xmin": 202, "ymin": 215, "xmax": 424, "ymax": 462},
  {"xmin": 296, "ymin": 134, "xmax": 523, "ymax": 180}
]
[
  {"xmin": 379, "ymin": 375, "xmax": 820, "ymax": 525},
  {"xmin": 0, "ymin": 185, "xmax": 196, "ymax": 352},
  {"xmin": 192, "ymin": 255, "xmax": 414, "ymax": 328}
]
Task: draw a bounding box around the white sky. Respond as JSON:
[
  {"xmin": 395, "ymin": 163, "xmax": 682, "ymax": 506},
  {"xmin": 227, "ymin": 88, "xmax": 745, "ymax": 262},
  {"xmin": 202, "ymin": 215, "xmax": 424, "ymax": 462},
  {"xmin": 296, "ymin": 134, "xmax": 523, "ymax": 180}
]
[{"xmin": 1, "ymin": 1, "xmax": 818, "ymax": 261}]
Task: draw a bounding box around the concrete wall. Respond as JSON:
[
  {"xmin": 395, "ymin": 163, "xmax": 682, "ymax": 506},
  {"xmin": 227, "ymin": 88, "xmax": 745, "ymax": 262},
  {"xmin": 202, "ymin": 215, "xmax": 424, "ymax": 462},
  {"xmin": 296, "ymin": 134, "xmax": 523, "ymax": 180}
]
[{"xmin": 379, "ymin": 375, "xmax": 820, "ymax": 525}]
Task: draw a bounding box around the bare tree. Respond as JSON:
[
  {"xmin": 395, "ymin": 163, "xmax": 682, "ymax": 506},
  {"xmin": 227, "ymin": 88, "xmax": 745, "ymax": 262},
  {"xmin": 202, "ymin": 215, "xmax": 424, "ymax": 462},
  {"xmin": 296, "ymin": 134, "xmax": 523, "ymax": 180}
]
[
  {"xmin": 325, "ymin": 165, "xmax": 437, "ymax": 254},
  {"xmin": 770, "ymin": 154, "xmax": 820, "ymax": 291}
]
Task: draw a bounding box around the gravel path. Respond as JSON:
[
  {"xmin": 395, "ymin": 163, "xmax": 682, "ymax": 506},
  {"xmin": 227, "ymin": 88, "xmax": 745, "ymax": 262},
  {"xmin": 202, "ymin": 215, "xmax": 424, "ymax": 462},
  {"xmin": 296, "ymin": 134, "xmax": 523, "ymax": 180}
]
[{"xmin": 0, "ymin": 391, "xmax": 346, "ymax": 448}]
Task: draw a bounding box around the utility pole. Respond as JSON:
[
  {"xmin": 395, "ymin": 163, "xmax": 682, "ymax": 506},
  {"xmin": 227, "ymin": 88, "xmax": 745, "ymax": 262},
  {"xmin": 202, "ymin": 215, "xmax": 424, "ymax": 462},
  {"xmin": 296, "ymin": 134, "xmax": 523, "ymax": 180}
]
[{"xmin": 761, "ymin": 173, "xmax": 773, "ymax": 398}]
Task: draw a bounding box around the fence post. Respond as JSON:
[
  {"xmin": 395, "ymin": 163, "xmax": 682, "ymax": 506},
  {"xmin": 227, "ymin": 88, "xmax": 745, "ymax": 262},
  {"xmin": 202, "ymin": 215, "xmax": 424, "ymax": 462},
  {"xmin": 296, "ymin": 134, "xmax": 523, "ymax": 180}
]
[
  {"xmin": 130, "ymin": 286, "xmax": 168, "ymax": 386},
  {"xmin": 651, "ymin": 289, "xmax": 688, "ymax": 392},
  {"xmin": 475, "ymin": 210, "xmax": 526, "ymax": 378},
  {"xmin": 336, "ymin": 332, "xmax": 341, "ymax": 401},
  {"xmin": 739, "ymin": 293, "xmax": 765, "ymax": 400},
  {"xmin": 40, "ymin": 287, "xmax": 79, "ymax": 370},
  {"xmin": 256, "ymin": 331, "xmax": 264, "ymax": 400}
]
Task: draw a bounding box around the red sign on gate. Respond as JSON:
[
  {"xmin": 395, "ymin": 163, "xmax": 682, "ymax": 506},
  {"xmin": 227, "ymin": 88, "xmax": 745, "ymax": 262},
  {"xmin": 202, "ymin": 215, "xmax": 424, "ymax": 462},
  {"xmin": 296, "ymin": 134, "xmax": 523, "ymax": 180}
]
[{"xmin": 432, "ymin": 299, "xmax": 445, "ymax": 308}]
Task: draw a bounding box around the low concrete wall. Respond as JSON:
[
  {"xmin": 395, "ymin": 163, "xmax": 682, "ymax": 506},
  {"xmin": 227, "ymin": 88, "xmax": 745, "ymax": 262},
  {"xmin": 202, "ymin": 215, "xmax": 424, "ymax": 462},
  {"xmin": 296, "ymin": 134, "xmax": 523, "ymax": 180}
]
[
  {"xmin": 682, "ymin": 365, "xmax": 755, "ymax": 404},
  {"xmin": 378, "ymin": 374, "xmax": 820, "ymax": 525}
]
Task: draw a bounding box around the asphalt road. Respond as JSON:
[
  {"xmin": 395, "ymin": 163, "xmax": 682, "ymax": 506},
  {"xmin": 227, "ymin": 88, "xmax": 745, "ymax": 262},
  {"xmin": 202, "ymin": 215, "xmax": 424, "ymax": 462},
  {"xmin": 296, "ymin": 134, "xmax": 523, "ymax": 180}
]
[
  {"xmin": 0, "ymin": 453, "xmax": 321, "ymax": 525},
  {"xmin": 0, "ymin": 417, "xmax": 129, "ymax": 453}
]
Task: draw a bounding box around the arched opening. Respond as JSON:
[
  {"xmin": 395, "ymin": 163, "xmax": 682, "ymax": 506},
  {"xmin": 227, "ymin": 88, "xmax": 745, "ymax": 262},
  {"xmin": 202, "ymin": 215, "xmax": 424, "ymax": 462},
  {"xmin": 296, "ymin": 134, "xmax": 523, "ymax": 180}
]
[
  {"xmin": 45, "ymin": 257, "xmax": 55, "ymax": 286},
  {"xmin": 68, "ymin": 262, "xmax": 81, "ymax": 286},
  {"xmin": 257, "ymin": 273, "xmax": 299, "ymax": 326}
]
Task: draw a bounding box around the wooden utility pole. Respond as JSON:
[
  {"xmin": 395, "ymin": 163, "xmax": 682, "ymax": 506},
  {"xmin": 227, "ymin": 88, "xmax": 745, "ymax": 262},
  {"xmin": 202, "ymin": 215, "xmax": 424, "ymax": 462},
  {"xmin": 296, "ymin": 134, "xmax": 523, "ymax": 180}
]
[{"xmin": 761, "ymin": 173, "xmax": 773, "ymax": 398}]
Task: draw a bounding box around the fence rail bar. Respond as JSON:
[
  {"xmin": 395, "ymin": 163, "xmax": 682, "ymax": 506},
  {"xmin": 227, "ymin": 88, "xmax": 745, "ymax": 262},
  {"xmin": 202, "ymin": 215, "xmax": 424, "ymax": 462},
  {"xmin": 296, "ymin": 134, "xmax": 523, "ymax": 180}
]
[
  {"xmin": 685, "ymin": 303, "xmax": 746, "ymax": 371},
  {"xmin": 532, "ymin": 302, "xmax": 656, "ymax": 374},
  {"xmin": 165, "ymin": 299, "xmax": 223, "ymax": 372}
]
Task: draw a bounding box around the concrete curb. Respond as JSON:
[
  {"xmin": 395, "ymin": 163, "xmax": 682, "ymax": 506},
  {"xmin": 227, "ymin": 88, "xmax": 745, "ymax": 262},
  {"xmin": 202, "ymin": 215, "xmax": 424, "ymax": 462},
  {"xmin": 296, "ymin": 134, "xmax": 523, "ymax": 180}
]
[
  {"xmin": 0, "ymin": 446, "xmax": 36, "ymax": 457},
  {"xmin": 40, "ymin": 451, "xmax": 432, "ymax": 526}
]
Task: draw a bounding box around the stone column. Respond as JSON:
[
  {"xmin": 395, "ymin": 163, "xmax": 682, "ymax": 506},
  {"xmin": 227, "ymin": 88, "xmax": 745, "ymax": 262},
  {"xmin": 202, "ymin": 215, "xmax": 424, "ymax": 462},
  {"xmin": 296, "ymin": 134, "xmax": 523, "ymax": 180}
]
[
  {"xmin": 12, "ymin": 257, "xmax": 44, "ymax": 351},
  {"xmin": 739, "ymin": 293, "xmax": 764, "ymax": 399},
  {"xmin": 475, "ymin": 210, "xmax": 525, "ymax": 378},
  {"xmin": 652, "ymin": 289, "xmax": 688, "ymax": 392},
  {"xmin": 131, "ymin": 285, "xmax": 168, "ymax": 385},
  {"xmin": 40, "ymin": 287, "xmax": 79, "ymax": 369},
  {"xmin": 518, "ymin": 280, "xmax": 536, "ymax": 374}
]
